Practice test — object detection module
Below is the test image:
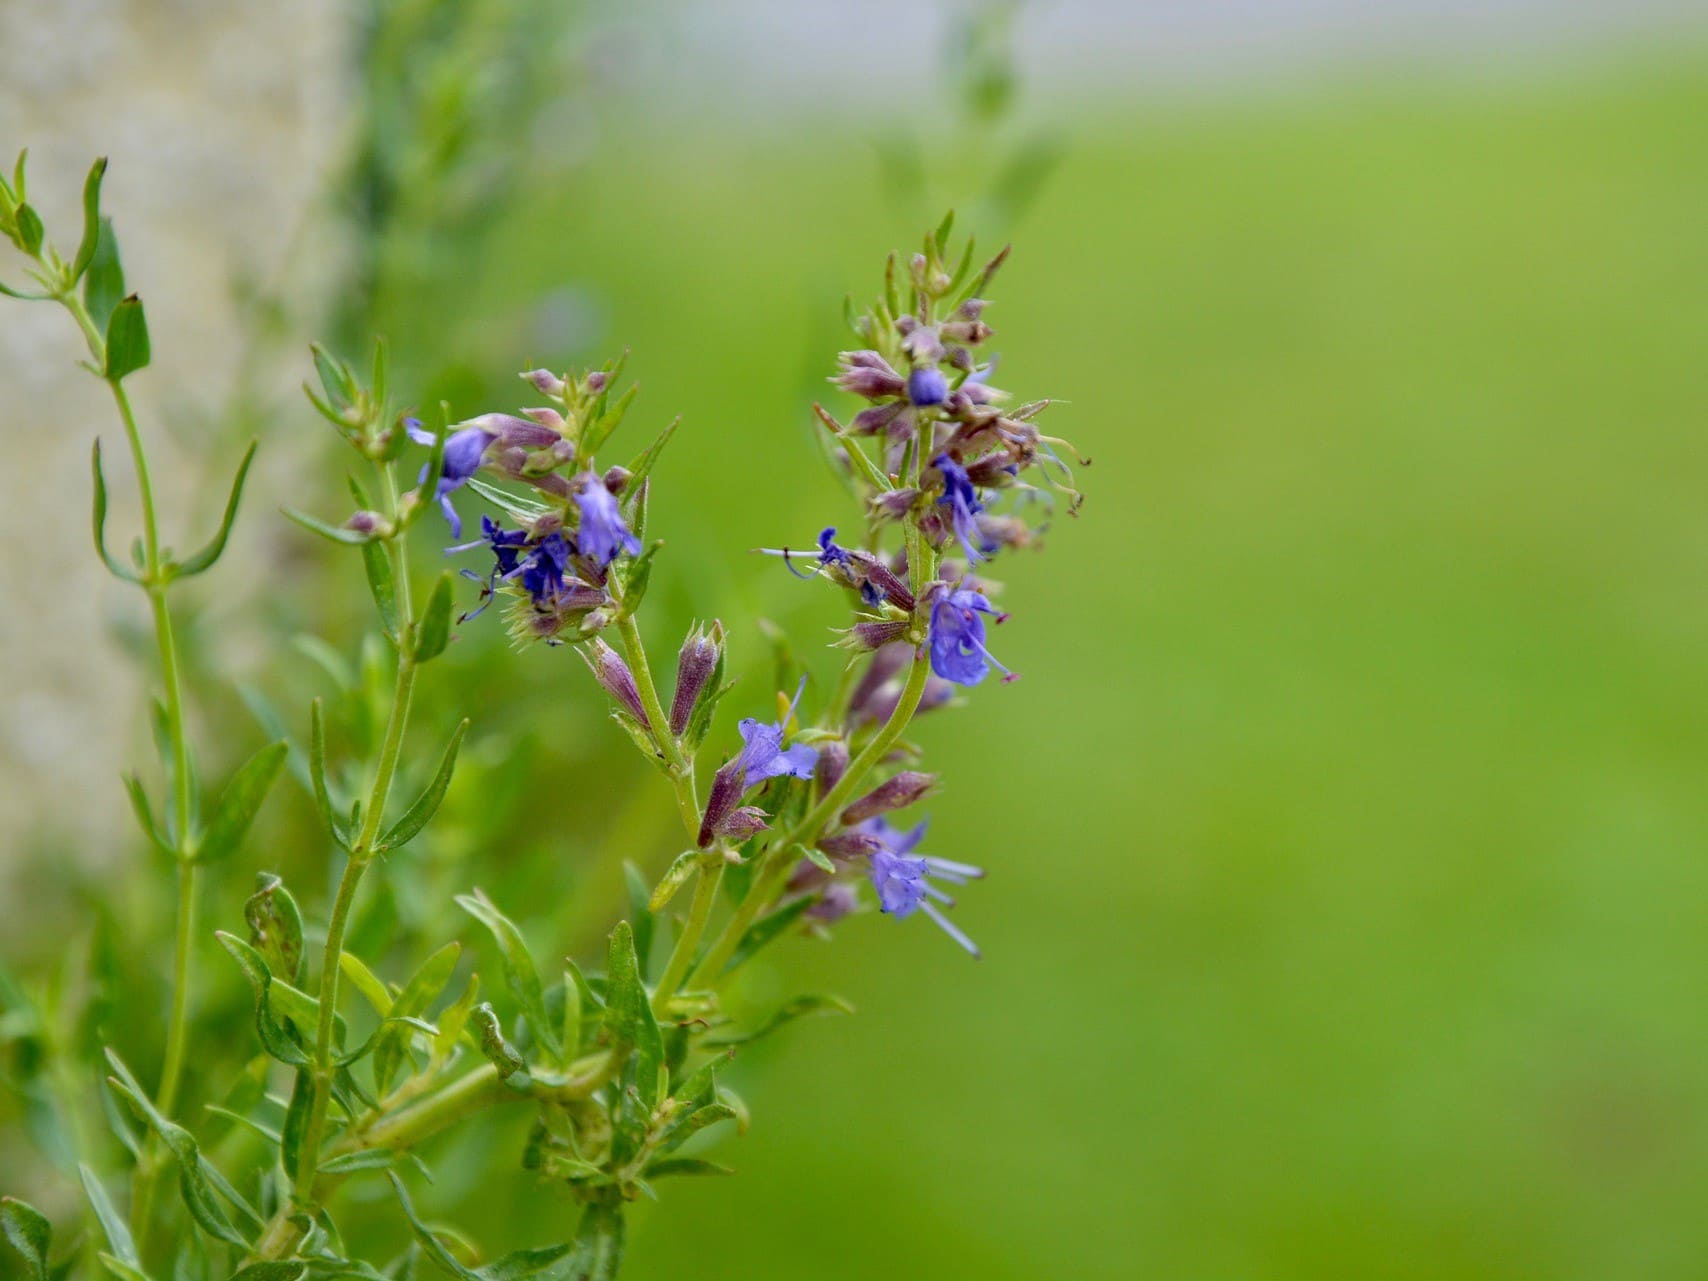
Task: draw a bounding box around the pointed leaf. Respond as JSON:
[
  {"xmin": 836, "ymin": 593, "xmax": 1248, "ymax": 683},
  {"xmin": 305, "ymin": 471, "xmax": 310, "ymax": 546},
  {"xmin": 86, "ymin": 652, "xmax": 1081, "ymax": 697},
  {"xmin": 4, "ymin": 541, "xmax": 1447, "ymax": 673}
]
[
  {"xmin": 283, "ymin": 506, "xmax": 371, "ymax": 545},
  {"xmin": 647, "ymin": 851, "xmax": 700, "ymax": 912},
  {"xmin": 362, "ymin": 541, "xmax": 398, "ymax": 638},
  {"xmin": 173, "ymin": 441, "xmax": 257, "ymax": 578},
  {"xmin": 373, "ymin": 942, "xmax": 461, "ymax": 1095},
  {"xmin": 78, "ymin": 1165, "xmax": 136, "ymax": 1265},
  {"xmin": 191, "ymin": 741, "xmax": 287, "ymax": 864},
  {"xmin": 104, "ymin": 295, "xmax": 150, "ymax": 380},
  {"xmin": 308, "ymin": 700, "xmax": 347, "ymax": 849},
  {"xmin": 564, "ymin": 1201, "xmax": 623, "ymax": 1281},
  {"xmin": 623, "ymin": 863, "xmax": 655, "ymax": 980},
  {"xmin": 82, "ymin": 218, "xmax": 125, "ymax": 332},
  {"xmin": 642, "ymin": 1157, "xmax": 734, "ymax": 1179},
  {"xmin": 245, "ymin": 873, "xmax": 305, "ymax": 987},
  {"xmin": 433, "ymin": 973, "xmax": 479, "ymax": 1059},
  {"xmin": 603, "ymin": 923, "xmax": 662, "ymax": 1108},
  {"xmin": 1, "ymin": 1197, "xmax": 51, "ymax": 1281},
  {"xmin": 621, "ymin": 416, "xmax": 679, "ymax": 493},
  {"xmin": 338, "ymin": 952, "xmax": 393, "ymax": 1018},
  {"xmin": 68, "ymin": 157, "xmax": 109, "ymax": 282},
  {"xmin": 379, "ymin": 720, "xmax": 467, "ymax": 852},
  {"xmin": 454, "ymin": 891, "xmax": 560, "ymax": 1064},
  {"xmin": 90, "ymin": 440, "xmax": 142, "ymax": 583},
  {"xmin": 122, "ymin": 773, "xmax": 172, "ymax": 856},
  {"xmin": 411, "ymin": 573, "xmax": 454, "ymax": 663}
]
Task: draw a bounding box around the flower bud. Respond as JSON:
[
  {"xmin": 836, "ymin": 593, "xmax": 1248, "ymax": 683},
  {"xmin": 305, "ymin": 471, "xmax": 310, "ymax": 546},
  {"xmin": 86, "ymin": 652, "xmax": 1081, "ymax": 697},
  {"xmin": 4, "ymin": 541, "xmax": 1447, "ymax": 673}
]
[
  {"xmin": 344, "ymin": 510, "xmax": 390, "ymax": 539},
  {"xmin": 818, "ymin": 831, "xmax": 882, "ymax": 860},
  {"xmin": 816, "ymin": 740, "xmax": 849, "ymax": 796},
  {"xmin": 808, "ymin": 883, "xmax": 859, "ymax": 923},
  {"xmin": 585, "ymin": 370, "xmax": 609, "ymax": 394},
  {"xmin": 717, "ymin": 806, "xmax": 770, "ymax": 841},
  {"xmin": 524, "ymin": 368, "xmax": 565, "ymax": 396},
  {"xmin": 602, "ymin": 465, "xmax": 632, "ymax": 495},
  {"xmin": 670, "ymin": 621, "xmax": 724, "ymax": 736},
  {"xmin": 841, "ymin": 771, "xmax": 936, "ymax": 825},
  {"xmin": 580, "ymin": 638, "xmax": 648, "ymax": 726},
  {"xmin": 837, "ymin": 619, "xmax": 909, "ymax": 652},
  {"xmin": 907, "ymin": 367, "xmax": 948, "ymax": 407},
  {"xmin": 698, "ymin": 759, "xmax": 745, "ymax": 848}
]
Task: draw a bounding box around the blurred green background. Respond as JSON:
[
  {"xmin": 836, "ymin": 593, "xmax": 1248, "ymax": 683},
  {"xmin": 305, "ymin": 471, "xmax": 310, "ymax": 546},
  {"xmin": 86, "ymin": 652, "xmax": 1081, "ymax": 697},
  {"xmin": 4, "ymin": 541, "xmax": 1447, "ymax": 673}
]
[{"xmin": 6, "ymin": 5, "xmax": 1708, "ymax": 1278}]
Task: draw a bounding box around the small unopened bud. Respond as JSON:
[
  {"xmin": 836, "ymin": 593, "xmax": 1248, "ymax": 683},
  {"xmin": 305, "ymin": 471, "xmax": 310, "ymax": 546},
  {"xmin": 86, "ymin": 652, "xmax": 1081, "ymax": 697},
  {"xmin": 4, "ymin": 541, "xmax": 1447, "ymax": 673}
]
[
  {"xmin": 698, "ymin": 760, "xmax": 745, "ymax": 848},
  {"xmin": 344, "ymin": 510, "xmax": 390, "ymax": 538},
  {"xmin": 602, "ymin": 465, "xmax": 631, "ymax": 495},
  {"xmin": 817, "ymin": 740, "xmax": 849, "ymax": 796},
  {"xmin": 717, "ymin": 806, "xmax": 770, "ymax": 841},
  {"xmin": 818, "ymin": 831, "xmax": 882, "ymax": 860},
  {"xmin": 838, "ymin": 619, "xmax": 909, "ymax": 652},
  {"xmin": 841, "ymin": 771, "xmax": 936, "ymax": 825},
  {"xmin": 585, "ymin": 370, "xmax": 609, "ymax": 394},
  {"xmin": 669, "ymin": 621, "xmax": 724, "ymax": 736},
  {"xmin": 581, "ymin": 638, "xmax": 648, "ymax": 726},
  {"xmin": 524, "ymin": 368, "xmax": 565, "ymax": 396}
]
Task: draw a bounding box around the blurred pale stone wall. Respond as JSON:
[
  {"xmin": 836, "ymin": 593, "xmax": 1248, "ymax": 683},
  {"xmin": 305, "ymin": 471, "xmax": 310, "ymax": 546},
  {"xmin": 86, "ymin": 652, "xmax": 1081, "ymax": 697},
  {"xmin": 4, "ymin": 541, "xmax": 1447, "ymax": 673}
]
[{"xmin": 0, "ymin": 0, "xmax": 347, "ymax": 869}]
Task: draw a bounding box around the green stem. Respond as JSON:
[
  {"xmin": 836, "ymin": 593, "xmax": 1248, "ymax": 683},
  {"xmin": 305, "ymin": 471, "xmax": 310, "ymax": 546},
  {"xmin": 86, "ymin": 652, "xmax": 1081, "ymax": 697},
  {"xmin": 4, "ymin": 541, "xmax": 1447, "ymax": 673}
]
[
  {"xmin": 686, "ymin": 650, "xmax": 934, "ymax": 989},
  {"xmin": 615, "ymin": 613, "xmax": 700, "ymax": 838},
  {"xmin": 293, "ymin": 464, "xmax": 417, "ymax": 1199},
  {"xmin": 652, "ymin": 862, "xmax": 722, "ymax": 1012}
]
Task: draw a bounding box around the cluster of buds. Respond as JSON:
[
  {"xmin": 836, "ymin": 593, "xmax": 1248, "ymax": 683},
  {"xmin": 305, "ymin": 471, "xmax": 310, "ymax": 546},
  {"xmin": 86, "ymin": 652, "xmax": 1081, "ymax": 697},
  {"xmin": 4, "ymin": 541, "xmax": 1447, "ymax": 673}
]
[{"xmin": 394, "ymin": 359, "xmax": 676, "ymax": 646}]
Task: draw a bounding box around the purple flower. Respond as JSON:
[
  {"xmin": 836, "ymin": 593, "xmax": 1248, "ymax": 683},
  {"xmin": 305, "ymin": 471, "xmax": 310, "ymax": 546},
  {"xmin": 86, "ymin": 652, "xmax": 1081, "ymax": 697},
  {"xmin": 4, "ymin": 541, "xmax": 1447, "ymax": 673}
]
[
  {"xmin": 573, "ymin": 472, "xmax": 641, "ymax": 567},
  {"xmin": 907, "ymin": 366, "xmax": 948, "ymax": 407},
  {"xmin": 697, "ymin": 679, "xmax": 819, "ymax": 846},
  {"xmin": 520, "ymin": 532, "xmax": 573, "ymax": 606},
  {"xmin": 932, "ymin": 454, "xmax": 993, "ymax": 565},
  {"xmin": 408, "ymin": 419, "xmax": 494, "ymax": 538},
  {"xmin": 861, "ymin": 817, "xmax": 983, "ymax": 956},
  {"xmin": 928, "ymin": 586, "xmax": 1014, "ymax": 686},
  {"xmin": 733, "ymin": 679, "xmax": 818, "ymax": 786},
  {"xmin": 448, "ymin": 516, "xmax": 530, "ymax": 616}
]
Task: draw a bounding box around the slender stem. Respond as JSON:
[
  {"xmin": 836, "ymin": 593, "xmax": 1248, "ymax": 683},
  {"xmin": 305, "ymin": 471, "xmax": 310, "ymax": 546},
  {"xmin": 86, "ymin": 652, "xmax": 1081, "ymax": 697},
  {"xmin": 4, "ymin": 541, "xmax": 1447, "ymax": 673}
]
[
  {"xmin": 615, "ymin": 613, "xmax": 700, "ymax": 838},
  {"xmin": 292, "ymin": 464, "xmax": 417, "ymax": 1199},
  {"xmin": 652, "ymin": 862, "xmax": 722, "ymax": 1011},
  {"xmin": 154, "ymin": 863, "xmax": 197, "ymax": 1117}
]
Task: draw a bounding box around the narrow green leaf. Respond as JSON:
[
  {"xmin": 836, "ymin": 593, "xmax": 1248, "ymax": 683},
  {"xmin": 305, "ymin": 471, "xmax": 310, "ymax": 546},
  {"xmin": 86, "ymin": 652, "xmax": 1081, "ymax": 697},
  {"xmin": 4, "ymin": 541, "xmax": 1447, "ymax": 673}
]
[
  {"xmin": 378, "ymin": 720, "xmax": 467, "ymax": 852},
  {"xmin": 317, "ymin": 1148, "xmax": 403, "ymax": 1175},
  {"xmin": 386, "ymin": 1173, "xmax": 571, "ymax": 1281},
  {"xmin": 579, "ymin": 383, "xmax": 637, "ymax": 457},
  {"xmin": 216, "ymin": 932, "xmax": 313, "ymax": 1065},
  {"xmin": 103, "ymin": 295, "xmax": 150, "ymax": 380},
  {"xmin": 338, "ymin": 952, "xmax": 393, "ymax": 1018},
  {"xmin": 362, "ymin": 541, "xmax": 398, "ymax": 637},
  {"xmin": 122, "ymin": 773, "xmax": 172, "ymax": 855},
  {"xmin": 654, "ymin": 1102, "xmax": 736, "ymax": 1156},
  {"xmin": 603, "ymin": 923, "xmax": 662, "ymax": 1108},
  {"xmin": 465, "ymin": 477, "xmax": 549, "ymax": 522},
  {"xmin": 280, "ymin": 1068, "xmax": 312, "ymax": 1190},
  {"xmin": 311, "ymin": 343, "xmax": 356, "ymax": 407},
  {"xmin": 1, "ymin": 1197, "xmax": 51, "ymax": 1281},
  {"xmin": 245, "ymin": 873, "xmax": 305, "ymax": 987},
  {"xmin": 565, "ymin": 1200, "xmax": 624, "ymax": 1281},
  {"xmin": 411, "ymin": 573, "xmax": 454, "ymax": 663},
  {"xmin": 647, "ymin": 851, "xmax": 700, "ymax": 912},
  {"xmin": 90, "ymin": 440, "xmax": 142, "ymax": 583},
  {"xmin": 173, "ymin": 441, "xmax": 257, "ymax": 578},
  {"xmin": 70, "ymin": 157, "xmax": 108, "ymax": 281},
  {"xmin": 103, "ymin": 1052, "xmax": 250, "ymax": 1247},
  {"xmin": 933, "ymin": 208, "xmax": 955, "ymax": 254},
  {"xmin": 282, "ymin": 506, "xmax": 370, "ymax": 545},
  {"xmin": 433, "ymin": 972, "xmax": 479, "ymax": 1059},
  {"xmin": 95, "ymin": 1254, "xmax": 151, "ymax": 1281},
  {"xmin": 77, "ymin": 1166, "xmax": 135, "ymax": 1265},
  {"xmin": 307, "ymin": 699, "xmax": 347, "ymax": 849},
  {"xmin": 621, "ymin": 416, "xmax": 680, "ymax": 493},
  {"xmin": 454, "ymin": 891, "xmax": 561, "ymax": 1064},
  {"xmin": 191, "ymin": 741, "xmax": 287, "ymax": 864},
  {"xmin": 623, "ymin": 864, "xmax": 655, "ymax": 980},
  {"xmin": 200, "ymin": 1104, "xmax": 281, "ymax": 1148},
  {"xmin": 373, "ymin": 942, "xmax": 460, "ymax": 1095},
  {"xmin": 82, "ymin": 218, "xmax": 124, "ymax": 332},
  {"xmin": 559, "ymin": 964, "xmax": 582, "ymax": 1060}
]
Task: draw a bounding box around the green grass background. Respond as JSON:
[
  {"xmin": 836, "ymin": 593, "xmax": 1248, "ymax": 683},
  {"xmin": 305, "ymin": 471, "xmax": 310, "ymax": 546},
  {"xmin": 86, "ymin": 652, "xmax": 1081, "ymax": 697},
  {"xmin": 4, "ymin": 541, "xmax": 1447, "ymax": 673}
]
[{"xmin": 379, "ymin": 45, "xmax": 1708, "ymax": 1280}]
